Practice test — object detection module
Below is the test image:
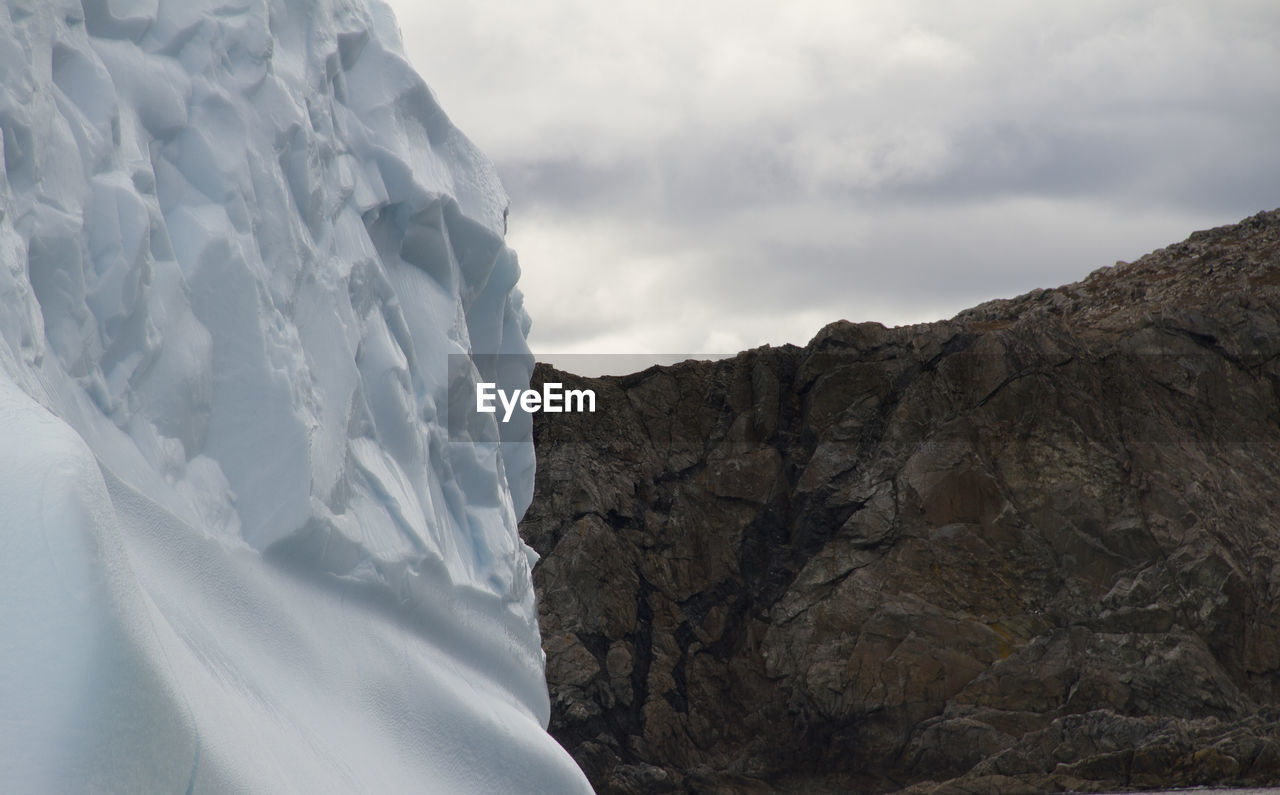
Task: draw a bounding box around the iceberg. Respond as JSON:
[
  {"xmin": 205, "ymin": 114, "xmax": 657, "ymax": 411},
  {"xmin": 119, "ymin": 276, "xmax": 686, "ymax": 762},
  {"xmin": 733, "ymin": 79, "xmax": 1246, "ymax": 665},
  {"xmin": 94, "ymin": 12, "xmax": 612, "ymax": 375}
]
[{"xmin": 0, "ymin": 0, "xmax": 587, "ymax": 790}]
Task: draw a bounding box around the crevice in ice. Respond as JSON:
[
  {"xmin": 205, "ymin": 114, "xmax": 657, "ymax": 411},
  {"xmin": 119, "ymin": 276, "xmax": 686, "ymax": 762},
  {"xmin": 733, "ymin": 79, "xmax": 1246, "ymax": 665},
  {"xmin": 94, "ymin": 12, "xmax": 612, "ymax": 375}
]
[
  {"xmin": 183, "ymin": 726, "xmax": 200, "ymax": 795},
  {"xmin": 1, "ymin": 111, "xmax": 36, "ymax": 189}
]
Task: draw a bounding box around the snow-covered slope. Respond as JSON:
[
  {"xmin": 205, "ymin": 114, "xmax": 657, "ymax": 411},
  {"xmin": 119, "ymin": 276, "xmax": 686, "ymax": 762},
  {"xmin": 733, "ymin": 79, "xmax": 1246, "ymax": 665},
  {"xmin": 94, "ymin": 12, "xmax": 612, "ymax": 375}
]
[{"xmin": 0, "ymin": 0, "xmax": 587, "ymax": 790}]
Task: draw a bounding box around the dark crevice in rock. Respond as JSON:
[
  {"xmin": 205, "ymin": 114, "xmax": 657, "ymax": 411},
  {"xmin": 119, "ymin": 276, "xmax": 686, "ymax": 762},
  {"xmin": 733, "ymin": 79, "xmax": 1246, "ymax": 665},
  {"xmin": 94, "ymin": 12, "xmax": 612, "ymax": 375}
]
[{"xmin": 628, "ymin": 573, "xmax": 655, "ymax": 736}]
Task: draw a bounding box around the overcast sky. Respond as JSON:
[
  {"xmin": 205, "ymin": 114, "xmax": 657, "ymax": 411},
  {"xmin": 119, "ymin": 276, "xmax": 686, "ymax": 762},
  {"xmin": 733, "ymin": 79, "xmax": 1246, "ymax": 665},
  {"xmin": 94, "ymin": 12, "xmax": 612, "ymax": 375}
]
[{"xmin": 384, "ymin": 1, "xmax": 1280, "ymax": 358}]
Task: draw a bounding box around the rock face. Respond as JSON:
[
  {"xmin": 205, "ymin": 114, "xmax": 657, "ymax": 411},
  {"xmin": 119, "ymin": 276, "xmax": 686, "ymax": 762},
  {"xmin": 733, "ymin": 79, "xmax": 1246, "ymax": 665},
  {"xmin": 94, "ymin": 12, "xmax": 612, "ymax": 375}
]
[{"xmin": 519, "ymin": 210, "xmax": 1280, "ymax": 793}]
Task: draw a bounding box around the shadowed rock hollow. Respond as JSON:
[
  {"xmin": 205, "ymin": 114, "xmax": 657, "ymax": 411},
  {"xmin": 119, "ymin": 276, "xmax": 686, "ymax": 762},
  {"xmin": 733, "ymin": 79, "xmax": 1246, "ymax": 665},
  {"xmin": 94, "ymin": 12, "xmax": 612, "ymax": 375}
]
[{"xmin": 520, "ymin": 210, "xmax": 1280, "ymax": 793}]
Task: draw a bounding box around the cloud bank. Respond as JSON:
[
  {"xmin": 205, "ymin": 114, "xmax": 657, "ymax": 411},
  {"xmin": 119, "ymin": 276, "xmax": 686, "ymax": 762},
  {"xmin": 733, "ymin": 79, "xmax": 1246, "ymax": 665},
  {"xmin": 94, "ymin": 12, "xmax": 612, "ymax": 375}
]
[{"xmin": 387, "ymin": 0, "xmax": 1280, "ymax": 355}]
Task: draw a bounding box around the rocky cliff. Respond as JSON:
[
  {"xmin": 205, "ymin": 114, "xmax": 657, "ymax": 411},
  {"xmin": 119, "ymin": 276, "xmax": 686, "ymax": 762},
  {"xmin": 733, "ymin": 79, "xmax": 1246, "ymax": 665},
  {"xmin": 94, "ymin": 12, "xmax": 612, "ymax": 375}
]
[{"xmin": 520, "ymin": 210, "xmax": 1280, "ymax": 793}]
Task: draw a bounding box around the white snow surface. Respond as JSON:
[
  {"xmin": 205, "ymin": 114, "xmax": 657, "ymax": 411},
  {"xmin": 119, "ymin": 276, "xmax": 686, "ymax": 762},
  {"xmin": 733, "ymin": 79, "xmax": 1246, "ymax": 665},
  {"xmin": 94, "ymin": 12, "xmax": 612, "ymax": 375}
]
[{"xmin": 0, "ymin": 0, "xmax": 587, "ymax": 790}]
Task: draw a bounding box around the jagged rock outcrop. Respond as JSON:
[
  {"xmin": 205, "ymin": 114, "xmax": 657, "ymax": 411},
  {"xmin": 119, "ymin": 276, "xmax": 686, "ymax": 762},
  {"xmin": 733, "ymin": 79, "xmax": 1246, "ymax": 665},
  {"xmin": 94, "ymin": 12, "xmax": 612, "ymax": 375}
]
[{"xmin": 520, "ymin": 210, "xmax": 1280, "ymax": 793}]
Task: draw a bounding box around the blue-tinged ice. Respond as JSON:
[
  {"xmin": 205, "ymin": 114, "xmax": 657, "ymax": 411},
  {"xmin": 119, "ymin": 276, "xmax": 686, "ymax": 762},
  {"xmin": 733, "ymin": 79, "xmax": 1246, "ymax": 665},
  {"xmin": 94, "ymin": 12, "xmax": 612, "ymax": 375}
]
[{"xmin": 0, "ymin": 0, "xmax": 586, "ymax": 790}]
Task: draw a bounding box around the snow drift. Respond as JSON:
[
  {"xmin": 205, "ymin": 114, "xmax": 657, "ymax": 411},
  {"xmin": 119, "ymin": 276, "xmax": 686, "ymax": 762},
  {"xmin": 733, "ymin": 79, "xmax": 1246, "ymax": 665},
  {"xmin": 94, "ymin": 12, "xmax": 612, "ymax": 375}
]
[{"xmin": 0, "ymin": 0, "xmax": 587, "ymax": 790}]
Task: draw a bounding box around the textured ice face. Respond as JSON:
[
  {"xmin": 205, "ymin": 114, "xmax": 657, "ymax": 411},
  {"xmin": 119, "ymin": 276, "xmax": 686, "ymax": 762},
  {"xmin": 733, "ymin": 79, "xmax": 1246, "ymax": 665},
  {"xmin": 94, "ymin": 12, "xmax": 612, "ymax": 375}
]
[
  {"xmin": 2, "ymin": 0, "xmax": 534, "ymax": 572},
  {"xmin": 0, "ymin": 0, "xmax": 583, "ymax": 790}
]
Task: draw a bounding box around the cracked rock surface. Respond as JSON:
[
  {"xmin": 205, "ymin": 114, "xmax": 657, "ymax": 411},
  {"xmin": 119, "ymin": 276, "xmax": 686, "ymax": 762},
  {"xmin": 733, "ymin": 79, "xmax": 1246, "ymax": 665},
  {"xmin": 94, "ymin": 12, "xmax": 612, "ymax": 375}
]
[{"xmin": 520, "ymin": 210, "xmax": 1280, "ymax": 793}]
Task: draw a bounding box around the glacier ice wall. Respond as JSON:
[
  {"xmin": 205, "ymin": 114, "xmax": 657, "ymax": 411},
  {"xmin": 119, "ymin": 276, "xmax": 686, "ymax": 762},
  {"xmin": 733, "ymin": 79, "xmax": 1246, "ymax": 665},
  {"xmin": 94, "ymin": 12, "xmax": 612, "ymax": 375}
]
[{"xmin": 0, "ymin": 0, "xmax": 586, "ymax": 790}]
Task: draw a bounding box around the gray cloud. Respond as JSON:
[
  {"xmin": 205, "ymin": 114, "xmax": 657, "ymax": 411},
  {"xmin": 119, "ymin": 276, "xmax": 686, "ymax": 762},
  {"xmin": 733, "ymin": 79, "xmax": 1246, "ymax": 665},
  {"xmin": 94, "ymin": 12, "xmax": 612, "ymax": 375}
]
[{"xmin": 385, "ymin": 0, "xmax": 1280, "ymax": 356}]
